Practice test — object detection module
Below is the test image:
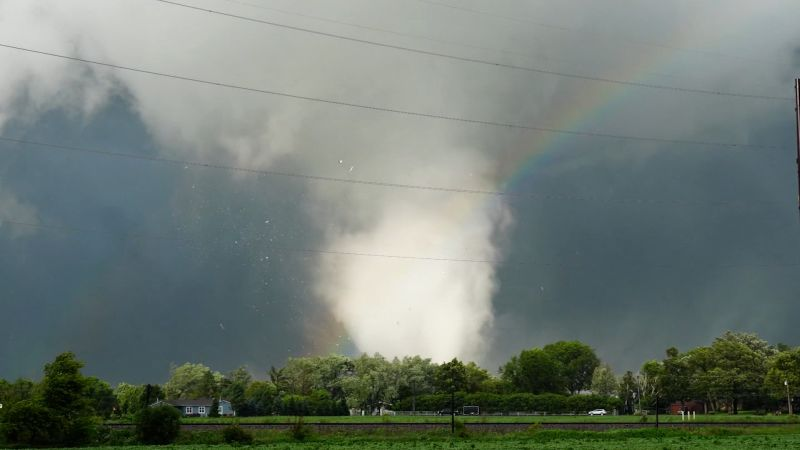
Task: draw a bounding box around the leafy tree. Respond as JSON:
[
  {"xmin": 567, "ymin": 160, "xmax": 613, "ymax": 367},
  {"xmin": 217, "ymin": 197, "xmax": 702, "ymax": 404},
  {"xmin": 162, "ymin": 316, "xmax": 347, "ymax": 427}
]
[
  {"xmin": 40, "ymin": 352, "xmax": 97, "ymax": 445},
  {"xmin": 0, "ymin": 400, "xmax": 62, "ymax": 447},
  {"xmin": 464, "ymin": 362, "xmax": 491, "ymax": 393},
  {"xmin": 704, "ymin": 331, "xmax": 774, "ymax": 414},
  {"xmin": 340, "ymin": 353, "xmax": 396, "ymax": 413},
  {"xmin": 0, "ymin": 378, "xmax": 35, "ymax": 411},
  {"xmin": 501, "ymin": 349, "xmax": 563, "ymax": 394},
  {"xmin": 244, "ymin": 380, "xmax": 278, "ymax": 416},
  {"xmin": 397, "ymin": 356, "xmax": 436, "ymax": 412},
  {"xmin": 763, "ymin": 347, "xmax": 800, "ymax": 403},
  {"xmin": 311, "ymin": 355, "xmax": 354, "ymax": 401},
  {"xmin": 164, "ymin": 363, "xmax": 222, "ymax": 399},
  {"xmin": 478, "ymin": 377, "xmax": 514, "ymax": 394},
  {"xmin": 269, "ymin": 366, "xmax": 286, "ymax": 393},
  {"xmin": 220, "ymin": 366, "xmax": 251, "ymax": 413},
  {"xmin": 543, "ymin": 341, "xmax": 600, "ymax": 394},
  {"xmin": 279, "ymin": 358, "xmax": 319, "ymax": 396},
  {"xmin": 114, "ymin": 383, "xmax": 145, "ymax": 416},
  {"xmin": 590, "ymin": 364, "xmax": 617, "ymax": 397},
  {"xmin": 84, "ymin": 376, "xmax": 116, "ymax": 417},
  {"xmin": 434, "ymin": 358, "xmax": 468, "ymax": 394},
  {"xmin": 639, "ymin": 360, "xmax": 665, "ymax": 409},
  {"xmin": 210, "ymin": 397, "xmax": 220, "ymax": 417},
  {"xmin": 618, "ymin": 371, "xmax": 637, "ymax": 414},
  {"xmin": 684, "ymin": 346, "xmax": 717, "ymax": 413}
]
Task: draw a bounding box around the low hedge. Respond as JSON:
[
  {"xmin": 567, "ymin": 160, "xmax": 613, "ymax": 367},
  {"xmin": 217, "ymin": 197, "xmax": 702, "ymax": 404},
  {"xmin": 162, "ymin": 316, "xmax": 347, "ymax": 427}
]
[{"xmin": 394, "ymin": 393, "xmax": 622, "ymax": 414}]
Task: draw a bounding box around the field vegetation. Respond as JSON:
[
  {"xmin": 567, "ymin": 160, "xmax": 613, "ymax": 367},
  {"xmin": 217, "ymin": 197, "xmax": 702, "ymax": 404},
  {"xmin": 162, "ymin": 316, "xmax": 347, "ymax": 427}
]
[{"xmin": 60, "ymin": 426, "xmax": 800, "ymax": 450}]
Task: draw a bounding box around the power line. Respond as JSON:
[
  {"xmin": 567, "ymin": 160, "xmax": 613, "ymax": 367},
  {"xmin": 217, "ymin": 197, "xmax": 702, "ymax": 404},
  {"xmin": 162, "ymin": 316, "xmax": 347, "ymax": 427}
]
[
  {"xmin": 416, "ymin": 0, "xmax": 787, "ymax": 68},
  {"xmin": 154, "ymin": 0, "xmax": 790, "ymax": 102},
  {"xmin": 0, "ymin": 43, "xmax": 787, "ymax": 152},
  {"xmin": 216, "ymin": 0, "xmax": 681, "ymax": 82},
  {"xmin": 4, "ymin": 218, "xmax": 799, "ymax": 270},
  {"xmin": 0, "ymin": 136, "xmax": 783, "ymax": 208}
]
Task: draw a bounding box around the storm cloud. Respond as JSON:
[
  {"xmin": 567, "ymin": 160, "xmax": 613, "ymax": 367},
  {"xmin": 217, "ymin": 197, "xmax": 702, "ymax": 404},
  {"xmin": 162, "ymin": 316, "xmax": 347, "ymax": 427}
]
[{"xmin": 1, "ymin": 0, "xmax": 799, "ymax": 383}]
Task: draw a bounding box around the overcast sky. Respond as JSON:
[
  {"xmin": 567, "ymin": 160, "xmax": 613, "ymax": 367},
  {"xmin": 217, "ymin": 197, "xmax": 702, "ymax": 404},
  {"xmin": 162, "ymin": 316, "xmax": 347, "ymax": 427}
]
[{"xmin": 1, "ymin": 0, "xmax": 799, "ymax": 384}]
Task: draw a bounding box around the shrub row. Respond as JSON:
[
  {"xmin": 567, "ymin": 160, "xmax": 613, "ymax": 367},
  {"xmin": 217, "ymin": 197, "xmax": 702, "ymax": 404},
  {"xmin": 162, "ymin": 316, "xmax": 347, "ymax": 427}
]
[
  {"xmin": 276, "ymin": 391, "xmax": 350, "ymax": 416},
  {"xmin": 395, "ymin": 393, "xmax": 622, "ymax": 414}
]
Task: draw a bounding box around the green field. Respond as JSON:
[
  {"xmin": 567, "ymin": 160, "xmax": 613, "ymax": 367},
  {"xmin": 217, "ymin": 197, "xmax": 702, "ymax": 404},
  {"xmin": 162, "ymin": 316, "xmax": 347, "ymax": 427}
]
[
  {"xmin": 75, "ymin": 426, "xmax": 800, "ymax": 449},
  {"xmin": 151, "ymin": 413, "xmax": 798, "ymax": 424}
]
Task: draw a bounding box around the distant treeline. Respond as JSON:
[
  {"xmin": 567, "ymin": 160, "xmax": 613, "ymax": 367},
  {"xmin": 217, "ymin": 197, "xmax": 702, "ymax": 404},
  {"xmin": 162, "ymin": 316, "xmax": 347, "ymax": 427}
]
[{"xmin": 1, "ymin": 331, "xmax": 799, "ymax": 446}]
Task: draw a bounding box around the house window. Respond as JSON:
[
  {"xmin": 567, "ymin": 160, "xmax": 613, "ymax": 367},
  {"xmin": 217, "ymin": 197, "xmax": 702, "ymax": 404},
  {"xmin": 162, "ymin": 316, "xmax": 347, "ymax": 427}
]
[
  {"xmin": 218, "ymin": 405, "xmax": 224, "ymax": 414},
  {"xmin": 185, "ymin": 406, "xmax": 193, "ymax": 415},
  {"xmin": 198, "ymin": 406, "xmax": 206, "ymax": 414}
]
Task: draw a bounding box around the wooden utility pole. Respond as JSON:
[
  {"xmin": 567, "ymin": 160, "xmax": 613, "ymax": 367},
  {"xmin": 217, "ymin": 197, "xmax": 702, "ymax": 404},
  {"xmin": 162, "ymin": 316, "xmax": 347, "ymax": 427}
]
[{"xmin": 795, "ymin": 79, "xmax": 800, "ymax": 211}]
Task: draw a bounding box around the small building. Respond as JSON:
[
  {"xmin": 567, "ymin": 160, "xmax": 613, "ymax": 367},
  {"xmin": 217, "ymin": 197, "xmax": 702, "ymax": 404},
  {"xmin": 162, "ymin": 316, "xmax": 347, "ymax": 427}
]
[
  {"xmin": 668, "ymin": 400, "xmax": 705, "ymax": 414},
  {"xmin": 151, "ymin": 398, "xmax": 235, "ymax": 417}
]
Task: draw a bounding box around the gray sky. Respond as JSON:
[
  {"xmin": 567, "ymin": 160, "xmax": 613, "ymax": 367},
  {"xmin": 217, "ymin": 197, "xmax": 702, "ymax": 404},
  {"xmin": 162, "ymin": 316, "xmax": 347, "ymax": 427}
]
[{"xmin": 1, "ymin": 0, "xmax": 799, "ymax": 383}]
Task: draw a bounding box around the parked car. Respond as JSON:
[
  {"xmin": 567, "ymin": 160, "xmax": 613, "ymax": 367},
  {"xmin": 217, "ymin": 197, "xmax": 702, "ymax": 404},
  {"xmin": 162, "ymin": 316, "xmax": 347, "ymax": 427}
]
[{"xmin": 588, "ymin": 409, "xmax": 608, "ymax": 416}]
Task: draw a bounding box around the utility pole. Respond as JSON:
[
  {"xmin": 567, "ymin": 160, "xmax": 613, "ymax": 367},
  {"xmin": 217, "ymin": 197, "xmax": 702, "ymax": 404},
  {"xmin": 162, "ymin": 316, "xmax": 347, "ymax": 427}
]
[
  {"xmin": 450, "ymin": 390, "xmax": 455, "ymax": 434},
  {"xmin": 655, "ymin": 394, "xmax": 659, "ymax": 429},
  {"xmin": 795, "ymin": 79, "xmax": 800, "ymax": 211}
]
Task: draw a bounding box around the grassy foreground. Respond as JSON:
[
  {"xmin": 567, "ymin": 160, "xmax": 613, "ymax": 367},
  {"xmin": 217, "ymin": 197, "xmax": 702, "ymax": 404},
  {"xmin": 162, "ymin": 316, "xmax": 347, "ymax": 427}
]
[
  {"xmin": 161, "ymin": 413, "xmax": 799, "ymax": 424},
  {"xmin": 77, "ymin": 426, "xmax": 800, "ymax": 449}
]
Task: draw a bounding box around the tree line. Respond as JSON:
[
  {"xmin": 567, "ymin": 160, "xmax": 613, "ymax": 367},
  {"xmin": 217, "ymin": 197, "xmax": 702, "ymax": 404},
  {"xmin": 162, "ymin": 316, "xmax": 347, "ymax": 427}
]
[{"xmin": 1, "ymin": 331, "xmax": 798, "ymax": 446}]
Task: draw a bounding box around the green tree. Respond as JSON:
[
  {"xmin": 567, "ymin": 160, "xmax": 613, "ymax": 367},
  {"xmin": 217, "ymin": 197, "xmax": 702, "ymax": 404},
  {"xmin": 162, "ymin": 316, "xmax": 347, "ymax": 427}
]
[
  {"xmin": 340, "ymin": 353, "xmax": 397, "ymax": 413},
  {"xmin": 244, "ymin": 380, "xmax": 278, "ymax": 416},
  {"xmin": 618, "ymin": 371, "xmax": 637, "ymax": 414},
  {"xmin": 84, "ymin": 377, "xmax": 116, "ymax": 417},
  {"xmin": 0, "ymin": 378, "xmax": 35, "ymax": 411},
  {"xmin": 590, "ymin": 363, "xmax": 617, "ymax": 397},
  {"xmin": 463, "ymin": 362, "xmax": 491, "ymax": 393},
  {"xmin": 684, "ymin": 346, "xmax": 717, "ymax": 413},
  {"xmin": 397, "ymin": 356, "xmax": 436, "ymax": 412},
  {"xmin": 114, "ymin": 383, "xmax": 144, "ymax": 416},
  {"xmin": 210, "ymin": 397, "xmax": 220, "ymax": 417},
  {"xmin": 705, "ymin": 332, "xmax": 774, "ymax": 414},
  {"xmin": 0, "ymin": 400, "xmax": 62, "ymax": 447},
  {"xmin": 501, "ymin": 348, "xmax": 563, "ymax": 394},
  {"xmin": 543, "ymin": 341, "xmax": 600, "ymax": 394},
  {"xmin": 639, "ymin": 360, "xmax": 665, "ymax": 409},
  {"xmin": 164, "ymin": 363, "xmax": 222, "ymax": 399},
  {"xmin": 220, "ymin": 366, "xmax": 251, "ymax": 413},
  {"xmin": 660, "ymin": 347, "xmax": 692, "ymax": 408},
  {"xmin": 40, "ymin": 352, "xmax": 97, "ymax": 445},
  {"xmin": 763, "ymin": 347, "xmax": 800, "ymax": 405},
  {"xmin": 434, "ymin": 358, "xmax": 468, "ymax": 394}
]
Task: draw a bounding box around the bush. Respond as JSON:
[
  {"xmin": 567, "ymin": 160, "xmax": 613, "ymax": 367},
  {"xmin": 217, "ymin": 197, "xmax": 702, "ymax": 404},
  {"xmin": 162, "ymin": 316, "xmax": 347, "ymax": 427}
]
[
  {"xmin": 453, "ymin": 419, "xmax": 468, "ymax": 438},
  {"xmin": 395, "ymin": 392, "xmax": 622, "ymax": 414},
  {"xmin": 289, "ymin": 416, "xmax": 313, "ymax": 441},
  {"xmin": 97, "ymin": 427, "xmax": 137, "ymax": 446},
  {"xmin": 175, "ymin": 430, "xmax": 224, "ymax": 445},
  {"xmin": 0, "ymin": 400, "xmax": 63, "ymax": 447},
  {"xmin": 222, "ymin": 425, "xmax": 254, "ymax": 444},
  {"xmin": 135, "ymin": 405, "xmax": 181, "ymax": 444}
]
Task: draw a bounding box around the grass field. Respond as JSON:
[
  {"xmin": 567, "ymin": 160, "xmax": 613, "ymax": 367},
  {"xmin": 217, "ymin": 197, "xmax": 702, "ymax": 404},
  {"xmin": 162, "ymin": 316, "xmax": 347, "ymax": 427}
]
[
  {"xmin": 147, "ymin": 413, "xmax": 799, "ymax": 424},
  {"xmin": 79, "ymin": 426, "xmax": 800, "ymax": 449}
]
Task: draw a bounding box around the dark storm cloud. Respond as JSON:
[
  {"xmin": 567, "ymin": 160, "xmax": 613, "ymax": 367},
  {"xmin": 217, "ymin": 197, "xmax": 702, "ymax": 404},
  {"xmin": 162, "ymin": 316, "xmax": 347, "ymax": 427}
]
[
  {"xmin": 0, "ymin": 96, "xmax": 331, "ymax": 382},
  {"xmin": 1, "ymin": 0, "xmax": 800, "ymax": 381}
]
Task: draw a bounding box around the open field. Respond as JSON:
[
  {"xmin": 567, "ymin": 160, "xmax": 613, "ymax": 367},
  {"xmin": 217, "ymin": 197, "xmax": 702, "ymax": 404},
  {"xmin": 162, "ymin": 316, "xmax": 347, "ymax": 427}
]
[{"xmin": 66, "ymin": 426, "xmax": 800, "ymax": 449}]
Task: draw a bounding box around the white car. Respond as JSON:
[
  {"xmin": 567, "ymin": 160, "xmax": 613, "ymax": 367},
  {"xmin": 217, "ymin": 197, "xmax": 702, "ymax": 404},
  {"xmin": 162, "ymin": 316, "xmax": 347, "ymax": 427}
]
[{"xmin": 588, "ymin": 409, "xmax": 608, "ymax": 416}]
